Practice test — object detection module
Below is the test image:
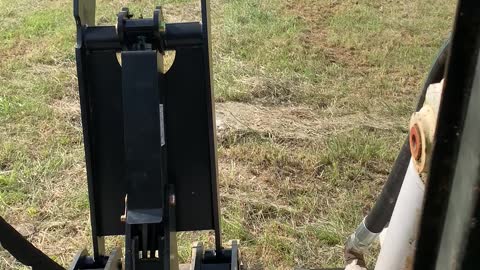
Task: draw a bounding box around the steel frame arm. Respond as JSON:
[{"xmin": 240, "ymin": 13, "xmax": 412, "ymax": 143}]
[
  {"xmin": 0, "ymin": 216, "xmax": 64, "ymax": 270},
  {"xmin": 414, "ymin": 0, "xmax": 480, "ymax": 269}
]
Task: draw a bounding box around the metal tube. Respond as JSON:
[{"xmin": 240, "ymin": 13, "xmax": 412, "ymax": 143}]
[
  {"xmin": 165, "ymin": 22, "xmax": 203, "ymax": 49},
  {"xmin": 346, "ymin": 218, "xmax": 379, "ymax": 254},
  {"xmin": 374, "ymin": 160, "xmax": 425, "ymax": 270}
]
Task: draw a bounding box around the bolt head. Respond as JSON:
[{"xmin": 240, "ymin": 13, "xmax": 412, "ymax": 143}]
[{"xmin": 169, "ymin": 194, "xmax": 176, "ymax": 206}]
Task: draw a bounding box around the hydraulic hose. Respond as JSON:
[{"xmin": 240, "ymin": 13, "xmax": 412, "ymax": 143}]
[
  {"xmin": 344, "ymin": 38, "xmax": 451, "ymax": 262},
  {"xmin": 364, "ymin": 38, "xmax": 451, "ymax": 233}
]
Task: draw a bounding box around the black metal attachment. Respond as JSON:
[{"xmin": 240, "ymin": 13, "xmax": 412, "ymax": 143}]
[
  {"xmin": 72, "ymin": 0, "xmax": 237, "ymax": 269},
  {"xmin": 68, "ymin": 248, "xmax": 122, "ymax": 270},
  {"xmin": 116, "ymin": 7, "xmax": 165, "ymax": 51},
  {"xmin": 414, "ymin": 0, "xmax": 480, "ymax": 269},
  {"xmin": 185, "ymin": 240, "xmax": 240, "ymax": 270}
]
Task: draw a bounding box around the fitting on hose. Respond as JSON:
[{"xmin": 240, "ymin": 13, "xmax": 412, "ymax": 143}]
[{"xmin": 344, "ymin": 218, "xmax": 379, "ymax": 269}]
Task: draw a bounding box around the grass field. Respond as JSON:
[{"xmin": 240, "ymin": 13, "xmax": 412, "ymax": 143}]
[{"xmin": 0, "ymin": 0, "xmax": 455, "ymax": 269}]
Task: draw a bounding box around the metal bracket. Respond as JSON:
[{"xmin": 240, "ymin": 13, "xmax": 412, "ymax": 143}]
[
  {"xmin": 72, "ymin": 0, "xmax": 230, "ymax": 269},
  {"xmin": 180, "ymin": 241, "xmax": 241, "ymax": 270}
]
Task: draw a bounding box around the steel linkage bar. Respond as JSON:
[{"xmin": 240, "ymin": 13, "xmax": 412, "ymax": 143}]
[{"xmin": 0, "ymin": 216, "xmax": 64, "ymax": 270}]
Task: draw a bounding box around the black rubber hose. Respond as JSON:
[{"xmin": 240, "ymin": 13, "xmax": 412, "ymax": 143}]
[{"xmin": 364, "ymin": 38, "xmax": 451, "ymax": 233}]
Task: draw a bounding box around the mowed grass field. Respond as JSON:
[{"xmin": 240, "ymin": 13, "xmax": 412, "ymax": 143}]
[{"xmin": 0, "ymin": 0, "xmax": 455, "ymax": 269}]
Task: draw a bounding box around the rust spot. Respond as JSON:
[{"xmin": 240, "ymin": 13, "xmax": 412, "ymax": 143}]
[
  {"xmin": 405, "ymin": 255, "xmax": 414, "ymax": 270},
  {"xmin": 410, "ymin": 124, "xmax": 422, "ymax": 161}
]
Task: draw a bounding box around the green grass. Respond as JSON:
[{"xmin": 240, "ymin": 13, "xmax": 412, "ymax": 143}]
[{"xmin": 0, "ymin": 0, "xmax": 455, "ymax": 269}]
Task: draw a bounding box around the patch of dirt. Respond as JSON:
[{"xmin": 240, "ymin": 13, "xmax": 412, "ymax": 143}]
[
  {"xmin": 50, "ymin": 98, "xmax": 83, "ymax": 133},
  {"xmin": 287, "ymin": 0, "xmax": 337, "ymax": 47},
  {"xmin": 163, "ymin": 2, "xmax": 201, "ymax": 23},
  {"xmin": 216, "ymin": 102, "xmax": 403, "ymax": 142},
  {"xmin": 0, "ymin": 40, "xmax": 29, "ymax": 70},
  {"xmin": 286, "ymin": 0, "xmax": 371, "ymax": 71},
  {"xmin": 51, "ymin": 98, "xmax": 80, "ymax": 118},
  {"xmin": 287, "ymin": 0, "xmax": 340, "ymax": 23}
]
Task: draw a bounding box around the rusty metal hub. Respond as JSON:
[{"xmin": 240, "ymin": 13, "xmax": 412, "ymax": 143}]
[{"xmin": 410, "ymin": 124, "xmax": 423, "ymax": 161}]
